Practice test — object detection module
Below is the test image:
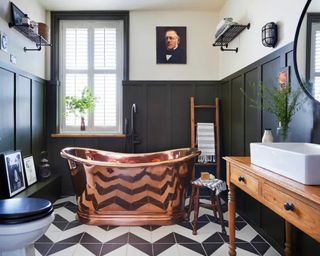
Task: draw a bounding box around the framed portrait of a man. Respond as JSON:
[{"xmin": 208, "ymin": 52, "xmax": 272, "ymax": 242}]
[
  {"xmin": 156, "ymin": 26, "xmax": 187, "ymax": 64},
  {"xmin": 0, "ymin": 151, "xmax": 26, "ymax": 197}
]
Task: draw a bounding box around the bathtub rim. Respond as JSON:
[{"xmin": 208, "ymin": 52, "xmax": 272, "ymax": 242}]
[{"xmin": 60, "ymin": 147, "xmax": 200, "ymax": 168}]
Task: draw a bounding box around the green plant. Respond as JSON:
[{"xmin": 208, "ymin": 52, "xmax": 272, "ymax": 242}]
[
  {"xmin": 241, "ymin": 83, "xmax": 305, "ymax": 141},
  {"xmin": 65, "ymin": 87, "xmax": 96, "ymax": 116}
]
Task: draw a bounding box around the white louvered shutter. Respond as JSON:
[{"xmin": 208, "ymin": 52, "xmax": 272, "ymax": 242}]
[
  {"xmin": 60, "ymin": 20, "xmax": 123, "ymax": 133},
  {"xmin": 311, "ymin": 23, "xmax": 320, "ymax": 101}
]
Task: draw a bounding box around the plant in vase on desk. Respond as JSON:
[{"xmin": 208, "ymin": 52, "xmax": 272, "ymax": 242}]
[{"xmin": 65, "ymin": 87, "xmax": 96, "ymax": 131}]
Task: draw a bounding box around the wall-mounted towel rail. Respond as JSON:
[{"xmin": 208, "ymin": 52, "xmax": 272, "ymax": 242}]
[{"xmin": 213, "ymin": 23, "xmax": 250, "ymax": 53}]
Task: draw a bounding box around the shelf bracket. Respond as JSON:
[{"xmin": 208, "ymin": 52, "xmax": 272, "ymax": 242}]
[
  {"xmin": 24, "ymin": 35, "xmax": 52, "ymax": 52},
  {"xmin": 24, "ymin": 43, "xmax": 42, "ymax": 52},
  {"xmin": 220, "ymin": 45, "xmax": 238, "ymax": 53}
]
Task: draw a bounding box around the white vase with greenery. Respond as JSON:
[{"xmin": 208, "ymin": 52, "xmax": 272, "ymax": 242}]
[{"xmin": 242, "ymin": 83, "xmax": 305, "ymax": 142}]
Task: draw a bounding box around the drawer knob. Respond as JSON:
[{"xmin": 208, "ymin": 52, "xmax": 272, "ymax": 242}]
[
  {"xmin": 284, "ymin": 202, "xmax": 295, "ymax": 211},
  {"xmin": 238, "ymin": 176, "xmax": 245, "ymax": 182}
]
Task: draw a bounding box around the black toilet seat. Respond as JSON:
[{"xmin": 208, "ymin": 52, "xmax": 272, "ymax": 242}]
[{"xmin": 0, "ymin": 198, "xmax": 54, "ymax": 224}]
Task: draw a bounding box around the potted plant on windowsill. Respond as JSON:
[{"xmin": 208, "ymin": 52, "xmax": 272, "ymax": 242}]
[{"xmin": 65, "ymin": 87, "xmax": 96, "ymax": 131}]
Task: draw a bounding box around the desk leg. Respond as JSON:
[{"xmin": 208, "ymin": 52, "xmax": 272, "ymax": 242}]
[
  {"xmin": 284, "ymin": 221, "xmax": 292, "ymax": 256},
  {"xmin": 228, "ymin": 183, "xmax": 236, "ymax": 256}
]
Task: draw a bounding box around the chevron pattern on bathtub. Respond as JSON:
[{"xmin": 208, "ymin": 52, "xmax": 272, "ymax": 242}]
[
  {"xmin": 94, "ymin": 166, "xmax": 176, "ymax": 182},
  {"xmin": 34, "ymin": 196, "xmax": 281, "ymax": 256},
  {"xmin": 77, "ymin": 165, "xmax": 188, "ymax": 214}
]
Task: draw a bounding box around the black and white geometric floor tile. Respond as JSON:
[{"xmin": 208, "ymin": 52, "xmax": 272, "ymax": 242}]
[{"xmin": 35, "ymin": 196, "xmax": 280, "ymax": 256}]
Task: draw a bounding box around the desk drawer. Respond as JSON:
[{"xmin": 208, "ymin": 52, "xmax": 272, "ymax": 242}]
[
  {"xmin": 230, "ymin": 165, "xmax": 259, "ymax": 196},
  {"xmin": 262, "ymin": 183, "xmax": 319, "ymax": 230}
]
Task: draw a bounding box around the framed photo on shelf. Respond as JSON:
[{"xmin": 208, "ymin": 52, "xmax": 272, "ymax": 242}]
[
  {"xmin": 23, "ymin": 156, "xmax": 37, "ymax": 186},
  {"xmin": 10, "ymin": 2, "xmax": 25, "ymax": 26},
  {"xmin": 0, "ymin": 151, "xmax": 26, "ymax": 197}
]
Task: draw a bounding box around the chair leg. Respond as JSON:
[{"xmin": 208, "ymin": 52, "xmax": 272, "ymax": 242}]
[
  {"xmin": 192, "ymin": 187, "xmax": 200, "ymax": 235},
  {"xmin": 215, "ymin": 194, "xmax": 226, "ymax": 234},
  {"xmin": 210, "ymin": 191, "xmax": 218, "ymax": 221},
  {"xmin": 187, "ymin": 185, "xmax": 196, "ymax": 220}
]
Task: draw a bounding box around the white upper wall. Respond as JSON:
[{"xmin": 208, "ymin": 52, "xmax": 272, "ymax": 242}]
[
  {"xmin": 129, "ymin": 11, "xmax": 219, "ymax": 80},
  {"xmin": 218, "ymin": 0, "xmax": 307, "ymax": 79},
  {"xmin": 0, "ymin": 0, "xmax": 308, "ymax": 81},
  {"xmin": 0, "ymin": 0, "xmax": 46, "ymax": 79},
  {"xmin": 130, "ymin": 0, "xmax": 307, "ymax": 80}
]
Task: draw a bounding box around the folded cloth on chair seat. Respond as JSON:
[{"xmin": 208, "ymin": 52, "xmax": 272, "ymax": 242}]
[
  {"xmin": 197, "ymin": 123, "xmax": 215, "ymax": 163},
  {"xmin": 192, "ymin": 178, "xmax": 227, "ymax": 195}
]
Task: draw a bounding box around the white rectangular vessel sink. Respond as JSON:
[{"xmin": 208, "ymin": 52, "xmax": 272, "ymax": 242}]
[{"xmin": 250, "ymin": 143, "xmax": 320, "ymax": 185}]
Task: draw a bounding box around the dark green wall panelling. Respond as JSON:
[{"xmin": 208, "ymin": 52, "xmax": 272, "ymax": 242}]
[
  {"xmin": 220, "ymin": 42, "xmax": 316, "ymax": 255},
  {"xmin": 171, "ymin": 85, "xmax": 195, "ymax": 148},
  {"xmin": 220, "ymin": 81, "xmax": 231, "ymax": 157},
  {"xmin": 195, "ymin": 84, "xmax": 220, "ymax": 104},
  {"xmin": 123, "ymin": 81, "xmax": 221, "ymax": 153},
  {"xmin": 47, "ymin": 138, "xmax": 74, "ymax": 196},
  {"xmin": 147, "ymin": 84, "xmax": 171, "ymax": 151},
  {"xmin": 122, "ymin": 82, "xmax": 147, "ymax": 152},
  {"xmin": 32, "ymin": 80, "xmax": 45, "ymax": 164},
  {"xmin": 16, "ymin": 75, "xmax": 31, "ymax": 157},
  {"xmin": 244, "ymin": 68, "xmax": 261, "ymax": 156},
  {"xmin": 0, "ymin": 68, "xmax": 15, "ymax": 153},
  {"xmin": 287, "ymin": 51, "xmax": 313, "ymax": 142},
  {"xmin": 0, "ymin": 64, "xmax": 45, "ymax": 159},
  {"xmin": 230, "ymin": 75, "xmax": 245, "ymax": 156},
  {"xmin": 261, "ymin": 204, "xmax": 285, "ymax": 250},
  {"xmin": 0, "ymin": 61, "xmax": 48, "ymax": 199}
]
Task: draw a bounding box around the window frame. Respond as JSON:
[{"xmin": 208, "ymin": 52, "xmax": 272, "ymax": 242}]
[{"xmin": 50, "ymin": 11, "xmax": 129, "ymax": 134}]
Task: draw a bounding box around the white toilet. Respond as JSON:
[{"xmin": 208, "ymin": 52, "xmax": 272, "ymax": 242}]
[{"xmin": 0, "ymin": 198, "xmax": 55, "ymax": 256}]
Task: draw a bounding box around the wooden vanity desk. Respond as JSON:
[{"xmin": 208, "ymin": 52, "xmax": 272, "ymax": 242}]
[{"xmin": 224, "ymin": 156, "xmax": 320, "ymax": 256}]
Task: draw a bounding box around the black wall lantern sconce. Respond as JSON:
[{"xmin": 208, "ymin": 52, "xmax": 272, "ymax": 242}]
[{"xmin": 262, "ymin": 22, "xmax": 278, "ymax": 48}]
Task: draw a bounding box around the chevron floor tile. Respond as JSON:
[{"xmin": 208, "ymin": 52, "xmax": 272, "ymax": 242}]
[{"xmin": 34, "ymin": 196, "xmax": 281, "ymax": 256}]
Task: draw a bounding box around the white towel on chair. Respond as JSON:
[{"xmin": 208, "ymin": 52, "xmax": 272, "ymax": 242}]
[{"xmin": 197, "ymin": 123, "xmax": 215, "ymax": 163}]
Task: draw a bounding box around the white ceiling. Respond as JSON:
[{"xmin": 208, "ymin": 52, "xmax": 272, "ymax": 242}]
[{"xmin": 36, "ymin": 0, "xmax": 226, "ymax": 12}]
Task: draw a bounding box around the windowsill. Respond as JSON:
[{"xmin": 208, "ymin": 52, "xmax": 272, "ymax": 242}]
[{"xmin": 51, "ymin": 133, "xmax": 126, "ymax": 138}]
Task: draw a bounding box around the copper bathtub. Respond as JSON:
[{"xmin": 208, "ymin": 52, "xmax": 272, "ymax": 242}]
[{"xmin": 61, "ymin": 147, "xmax": 200, "ymax": 226}]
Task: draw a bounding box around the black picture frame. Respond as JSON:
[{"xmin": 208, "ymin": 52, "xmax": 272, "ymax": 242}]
[
  {"xmin": 156, "ymin": 26, "xmax": 187, "ymax": 64},
  {"xmin": 0, "ymin": 151, "xmax": 26, "ymax": 197},
  {"xmin": 10, "ymin": 2, "xmax": 25, "ymax": 26}
]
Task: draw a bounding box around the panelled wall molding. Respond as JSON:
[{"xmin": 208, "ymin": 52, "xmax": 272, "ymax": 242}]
[
  {"xmin": 123, "ymin": 81, "xmax": 221, "ymax": 153},
  {"xmin": 220, "ymin": 42, "xmax": 317, "ymax": 255},
  {"xmin": 221, "ymin": 42, "xmax": 313, "ymax": 160},
  {"xmin": 0, "ymin": 59, "xmax": 46, "ymax": 167}
]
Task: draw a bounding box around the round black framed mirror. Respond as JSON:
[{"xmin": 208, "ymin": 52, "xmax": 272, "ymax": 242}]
[{"xmin": 293, "ymin": 0, "xmax": 320, "ymax": 102}]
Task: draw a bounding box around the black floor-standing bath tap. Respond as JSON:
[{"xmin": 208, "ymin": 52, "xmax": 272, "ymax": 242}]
[{"xmin": 126, "ymin": 103, "xmax": 140, "ymax": 153}]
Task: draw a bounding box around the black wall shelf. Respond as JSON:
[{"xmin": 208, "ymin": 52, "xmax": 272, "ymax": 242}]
[
  {"xmin": 8, "ymin": 2, "xmax": 51, "ymax": 52},
  {"xmin": 213, "ymin": 23, "xmax": 250, "ymax": 53},
  {"xmin": 9, "ymin": 23, "xmax": 51, "ymax": 52}
]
